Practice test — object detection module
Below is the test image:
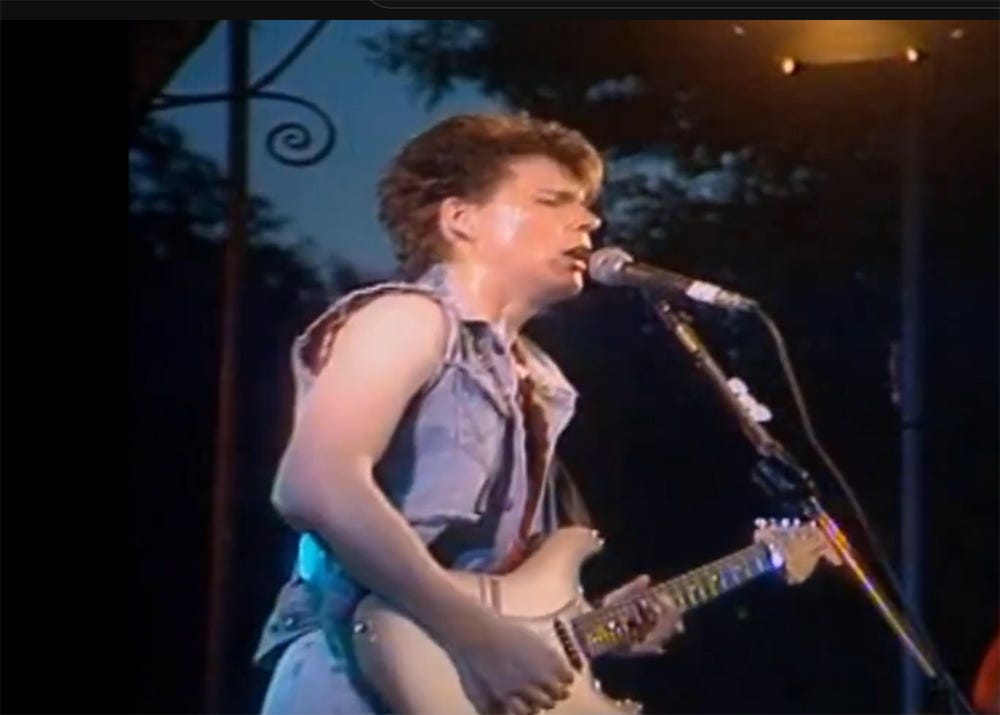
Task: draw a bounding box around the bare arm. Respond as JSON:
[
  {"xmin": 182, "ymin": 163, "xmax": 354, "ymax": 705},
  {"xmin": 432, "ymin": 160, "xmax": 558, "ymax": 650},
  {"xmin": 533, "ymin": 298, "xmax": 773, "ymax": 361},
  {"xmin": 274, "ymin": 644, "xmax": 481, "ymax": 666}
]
[{"xmin": 271, "ymin": 293, "xmax": 486, "ymax": 642}]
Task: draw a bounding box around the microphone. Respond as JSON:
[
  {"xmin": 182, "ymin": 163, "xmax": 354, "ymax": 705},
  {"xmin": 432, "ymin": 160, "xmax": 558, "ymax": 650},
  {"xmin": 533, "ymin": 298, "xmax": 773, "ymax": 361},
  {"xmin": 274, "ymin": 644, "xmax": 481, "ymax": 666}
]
[{"xmin": 587, "ymin": 246, "xmax": 757, "ymax": 311}]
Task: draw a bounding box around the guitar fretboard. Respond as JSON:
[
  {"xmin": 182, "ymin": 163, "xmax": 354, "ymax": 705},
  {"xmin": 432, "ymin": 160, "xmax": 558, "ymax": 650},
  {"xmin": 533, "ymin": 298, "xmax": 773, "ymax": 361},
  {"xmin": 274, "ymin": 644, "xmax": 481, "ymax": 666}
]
[{"xmin": 571, "ymin": 542, "xmax": 781, "ymax": 658}]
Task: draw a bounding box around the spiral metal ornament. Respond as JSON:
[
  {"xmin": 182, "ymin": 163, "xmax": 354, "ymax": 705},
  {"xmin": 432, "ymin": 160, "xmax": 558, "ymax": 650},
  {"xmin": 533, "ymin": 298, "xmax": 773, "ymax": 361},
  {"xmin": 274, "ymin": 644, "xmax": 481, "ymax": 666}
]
[
  {"xmin": 148, "ymin": 21, "xmax": 336, "ymax": 169},
  {"xmin": 257, "ymin": 91, "xmax": 336, "ymax": 167}
]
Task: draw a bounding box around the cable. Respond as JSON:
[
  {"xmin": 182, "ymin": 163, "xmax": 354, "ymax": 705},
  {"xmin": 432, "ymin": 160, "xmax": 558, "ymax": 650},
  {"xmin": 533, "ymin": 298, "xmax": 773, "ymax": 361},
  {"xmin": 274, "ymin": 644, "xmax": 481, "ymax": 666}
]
[{"xmin": 750, "ymin": 303, "xmax": 975, "ymax": 715}]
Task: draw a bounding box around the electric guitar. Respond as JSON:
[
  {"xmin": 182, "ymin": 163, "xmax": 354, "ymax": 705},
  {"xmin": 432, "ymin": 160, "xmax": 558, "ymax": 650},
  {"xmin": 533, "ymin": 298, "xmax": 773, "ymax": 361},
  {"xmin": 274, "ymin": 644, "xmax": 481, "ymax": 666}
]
[{"xmin": 351, "ymin": 519, "xmax": 842, "ymax": 714}]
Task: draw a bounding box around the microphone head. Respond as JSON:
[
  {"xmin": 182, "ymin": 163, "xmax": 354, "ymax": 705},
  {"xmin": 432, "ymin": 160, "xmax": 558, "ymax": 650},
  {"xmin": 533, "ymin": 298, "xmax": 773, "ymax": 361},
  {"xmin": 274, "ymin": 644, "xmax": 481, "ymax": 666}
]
[{"xmin": 587, "ymin": 246, "xmax": 634, "ymax": 286}]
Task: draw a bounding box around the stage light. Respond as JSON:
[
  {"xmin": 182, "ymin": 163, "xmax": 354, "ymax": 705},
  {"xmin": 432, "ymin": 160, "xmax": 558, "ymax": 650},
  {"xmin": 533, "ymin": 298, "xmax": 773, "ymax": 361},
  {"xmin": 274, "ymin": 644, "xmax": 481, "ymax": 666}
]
[{"xmin": 780, "ymin": 57, "xmax": 799, "ymax": 75}]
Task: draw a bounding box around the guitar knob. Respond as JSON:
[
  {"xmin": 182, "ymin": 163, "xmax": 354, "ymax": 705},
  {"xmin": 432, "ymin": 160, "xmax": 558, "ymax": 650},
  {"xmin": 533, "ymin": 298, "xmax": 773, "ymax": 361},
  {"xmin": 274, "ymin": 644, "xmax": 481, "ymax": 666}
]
[
  {"xmin": 352, "ymin": 620, "xmax": 376, "ymax": 642},
  {"xmin": 615, "ymin": 698, "xmax": 644, "ymax": 713}
]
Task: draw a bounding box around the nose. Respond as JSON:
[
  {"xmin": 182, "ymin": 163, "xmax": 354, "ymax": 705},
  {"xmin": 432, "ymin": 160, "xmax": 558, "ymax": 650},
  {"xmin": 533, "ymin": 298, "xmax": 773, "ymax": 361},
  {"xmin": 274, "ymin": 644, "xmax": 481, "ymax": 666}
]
[{"xmin": 576, "ymin": 207, "xmax": 602, "ymax": 234}]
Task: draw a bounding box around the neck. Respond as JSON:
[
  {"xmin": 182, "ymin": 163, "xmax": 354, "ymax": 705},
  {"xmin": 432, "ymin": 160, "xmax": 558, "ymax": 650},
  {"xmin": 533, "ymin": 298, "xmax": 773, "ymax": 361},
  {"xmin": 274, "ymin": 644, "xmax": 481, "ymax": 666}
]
[
  {"xmin": 570, "ymin": 541, "xmax": 781, "ymax": 659},
  {"xmin": 441, "ymin": 261, "xmax": 536, "ymax": 341}
]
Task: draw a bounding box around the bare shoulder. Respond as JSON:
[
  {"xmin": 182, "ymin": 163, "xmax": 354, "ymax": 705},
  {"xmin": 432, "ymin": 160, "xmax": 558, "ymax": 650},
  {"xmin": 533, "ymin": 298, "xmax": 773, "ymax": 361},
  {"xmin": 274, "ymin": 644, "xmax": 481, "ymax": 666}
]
[
  {"xmin": 312, "ymin": 291, "xmax": 449, "ymax": 393},
  {"xmin": 337, "ymin": 291, "xmax": 448, "ymax": 356}
]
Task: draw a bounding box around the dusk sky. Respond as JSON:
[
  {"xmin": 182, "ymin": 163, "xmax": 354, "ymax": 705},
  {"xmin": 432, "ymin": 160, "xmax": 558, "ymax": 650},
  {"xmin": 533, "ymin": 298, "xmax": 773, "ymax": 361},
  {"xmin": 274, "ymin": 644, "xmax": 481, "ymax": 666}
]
[{"xmin": 164, "ymin": 20, "xmax": 504, "ymax": 276}]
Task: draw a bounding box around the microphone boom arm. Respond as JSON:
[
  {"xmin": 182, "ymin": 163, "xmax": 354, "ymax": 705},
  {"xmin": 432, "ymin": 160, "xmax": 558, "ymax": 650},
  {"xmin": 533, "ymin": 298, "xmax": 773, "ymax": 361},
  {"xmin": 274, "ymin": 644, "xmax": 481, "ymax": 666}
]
[{"xmin": 647, "ymin": 295, "xmax": 940, "ymax": 684}]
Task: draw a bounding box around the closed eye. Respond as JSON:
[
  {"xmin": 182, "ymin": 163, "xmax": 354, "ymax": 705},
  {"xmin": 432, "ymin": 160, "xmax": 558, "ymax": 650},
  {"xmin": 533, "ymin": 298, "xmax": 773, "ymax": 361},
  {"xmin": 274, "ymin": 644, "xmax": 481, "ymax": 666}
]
[{"xmin": 536, "ymin": 190, "xmax": 584, "ymax": 207}]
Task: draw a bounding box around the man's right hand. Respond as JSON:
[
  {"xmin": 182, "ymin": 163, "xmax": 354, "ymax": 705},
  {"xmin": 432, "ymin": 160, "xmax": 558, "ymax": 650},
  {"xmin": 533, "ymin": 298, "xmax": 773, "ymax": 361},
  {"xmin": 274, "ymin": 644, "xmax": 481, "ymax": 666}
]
[{"xmin": 446, "ymin": 611, "xmax": 574, "ymax": 715}]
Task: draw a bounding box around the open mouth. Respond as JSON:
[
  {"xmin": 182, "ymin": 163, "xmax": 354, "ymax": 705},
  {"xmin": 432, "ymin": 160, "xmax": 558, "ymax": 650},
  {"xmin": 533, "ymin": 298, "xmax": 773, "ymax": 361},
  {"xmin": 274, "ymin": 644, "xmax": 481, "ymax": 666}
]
[
  {"xmin": 562, "ymin": 246, "xmax": 591, "ymax": 273},
  {"xmin": 563, "ymin": 246, "xmax": 592, "ymax": 263}
]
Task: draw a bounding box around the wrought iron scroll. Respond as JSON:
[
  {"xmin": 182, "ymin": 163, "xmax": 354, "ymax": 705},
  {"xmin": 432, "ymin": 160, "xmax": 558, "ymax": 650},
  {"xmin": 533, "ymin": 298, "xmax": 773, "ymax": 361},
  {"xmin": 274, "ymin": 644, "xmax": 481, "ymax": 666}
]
[{"xmin": 149, "ymin": 20, "xmax": 335, "ymax": 167}]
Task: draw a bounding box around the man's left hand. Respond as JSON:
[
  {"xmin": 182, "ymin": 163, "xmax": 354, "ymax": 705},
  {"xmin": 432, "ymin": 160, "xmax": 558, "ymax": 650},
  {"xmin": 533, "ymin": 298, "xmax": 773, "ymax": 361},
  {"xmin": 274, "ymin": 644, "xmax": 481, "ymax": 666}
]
[{"xmin": 598, "ymin": 574, "xmax": 684, "ymax": 657}]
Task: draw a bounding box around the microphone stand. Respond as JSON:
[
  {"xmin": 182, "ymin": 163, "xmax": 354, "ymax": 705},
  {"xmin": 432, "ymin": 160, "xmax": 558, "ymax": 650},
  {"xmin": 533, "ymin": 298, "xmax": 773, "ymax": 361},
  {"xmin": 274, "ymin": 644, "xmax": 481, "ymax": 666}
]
[{"xmin": 646, "ymin": 296, "xmax": 952, "ymax": 700}]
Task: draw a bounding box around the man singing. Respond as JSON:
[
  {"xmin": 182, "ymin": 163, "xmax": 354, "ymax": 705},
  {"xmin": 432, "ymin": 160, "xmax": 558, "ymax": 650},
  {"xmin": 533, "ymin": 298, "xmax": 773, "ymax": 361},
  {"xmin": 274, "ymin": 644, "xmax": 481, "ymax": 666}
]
[{"xmin": 254, "ymin": 113, "xmax": 682, "ymax": 714}]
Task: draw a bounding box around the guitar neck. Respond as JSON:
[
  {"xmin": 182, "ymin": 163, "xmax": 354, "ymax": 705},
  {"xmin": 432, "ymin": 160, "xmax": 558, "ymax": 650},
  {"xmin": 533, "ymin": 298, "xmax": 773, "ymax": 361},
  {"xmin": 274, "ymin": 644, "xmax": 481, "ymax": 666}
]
[{"xmin": 571, "ymin": 542, "xmax": 782, "ymax": 658}]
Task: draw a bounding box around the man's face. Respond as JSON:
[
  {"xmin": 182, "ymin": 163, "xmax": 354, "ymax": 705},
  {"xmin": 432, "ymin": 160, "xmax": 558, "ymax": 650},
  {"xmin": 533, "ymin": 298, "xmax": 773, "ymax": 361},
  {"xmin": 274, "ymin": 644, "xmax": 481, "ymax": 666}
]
[{"xmin": 461, "ymin": 155, "xmax": 601, "ymax": 304}]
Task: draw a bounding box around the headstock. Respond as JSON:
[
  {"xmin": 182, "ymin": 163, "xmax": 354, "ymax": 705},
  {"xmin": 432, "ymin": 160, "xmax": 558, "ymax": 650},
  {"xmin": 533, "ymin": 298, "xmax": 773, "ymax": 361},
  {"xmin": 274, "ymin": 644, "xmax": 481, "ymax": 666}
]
[{"xmin": 753, "ymin": 517, "xmax": 844, "ymax": 584}]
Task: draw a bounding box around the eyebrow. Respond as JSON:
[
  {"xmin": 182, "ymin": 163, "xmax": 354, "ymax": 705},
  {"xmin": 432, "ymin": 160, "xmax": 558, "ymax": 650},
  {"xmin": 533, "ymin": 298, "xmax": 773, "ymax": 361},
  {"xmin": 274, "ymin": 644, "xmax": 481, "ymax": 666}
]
[{"xmin": 536, "ymin": 188, "xmax": 588, "ymax": 204}]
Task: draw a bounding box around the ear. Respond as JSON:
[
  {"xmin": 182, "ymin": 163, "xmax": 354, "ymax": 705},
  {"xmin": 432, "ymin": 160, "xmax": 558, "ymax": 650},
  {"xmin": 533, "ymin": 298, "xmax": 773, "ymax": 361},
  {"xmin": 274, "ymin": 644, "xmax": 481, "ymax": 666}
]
[{"xmin": 438, "ymin": 196, "xmax": 479, "ymax": 246}]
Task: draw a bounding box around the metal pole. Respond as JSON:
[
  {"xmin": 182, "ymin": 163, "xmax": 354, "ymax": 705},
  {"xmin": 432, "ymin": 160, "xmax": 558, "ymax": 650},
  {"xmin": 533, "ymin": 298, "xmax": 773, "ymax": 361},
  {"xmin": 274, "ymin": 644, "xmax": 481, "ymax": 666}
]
[
  {"xmin": 206, "ymin": 19, "xmax": 250, "ymax": 714},
  {"xmin": 899, "ymin": 61, "xmax": 927, "ymax": 715}
]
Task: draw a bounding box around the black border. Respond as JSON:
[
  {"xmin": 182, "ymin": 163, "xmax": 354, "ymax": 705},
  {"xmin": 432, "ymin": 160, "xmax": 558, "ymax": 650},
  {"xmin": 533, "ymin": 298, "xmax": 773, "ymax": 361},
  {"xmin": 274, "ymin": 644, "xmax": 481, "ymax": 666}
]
[{"xmin": 2, "ymin": 21, "xmax": 124, "ymax": 714}]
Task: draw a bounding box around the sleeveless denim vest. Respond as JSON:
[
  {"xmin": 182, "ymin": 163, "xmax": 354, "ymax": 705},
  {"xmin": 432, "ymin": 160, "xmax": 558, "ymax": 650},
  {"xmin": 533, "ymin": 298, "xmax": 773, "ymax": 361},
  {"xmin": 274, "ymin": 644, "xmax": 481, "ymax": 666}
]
[{"xmin": 254, "ymin": 263, "xmax": 580, "ymax": 667}]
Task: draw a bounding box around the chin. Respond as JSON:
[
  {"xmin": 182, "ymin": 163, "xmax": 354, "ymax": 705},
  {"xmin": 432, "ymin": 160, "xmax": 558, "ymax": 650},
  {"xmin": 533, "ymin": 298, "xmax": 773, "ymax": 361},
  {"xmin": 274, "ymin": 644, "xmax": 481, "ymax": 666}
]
[{"xmin": 540, "ymin": 273, "xmax": 584, "ymax": 304}]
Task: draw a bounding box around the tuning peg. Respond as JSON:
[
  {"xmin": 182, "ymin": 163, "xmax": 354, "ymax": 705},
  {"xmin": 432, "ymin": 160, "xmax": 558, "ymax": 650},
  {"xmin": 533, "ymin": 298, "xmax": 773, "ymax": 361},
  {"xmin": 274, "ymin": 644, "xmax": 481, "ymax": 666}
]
[
  {"xmin": 780, "ymin": 518, "xmax": 790, "ymax": 528},
  {"xmin": 754, "ymin": 517, "xmax": 766, "ymax": 528}
]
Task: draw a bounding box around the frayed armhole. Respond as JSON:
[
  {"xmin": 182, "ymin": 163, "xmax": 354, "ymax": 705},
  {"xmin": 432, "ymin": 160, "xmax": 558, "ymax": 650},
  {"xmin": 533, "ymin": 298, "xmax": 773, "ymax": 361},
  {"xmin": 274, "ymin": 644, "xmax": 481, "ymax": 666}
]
[{"xmin": 291, "ymin": 283, "xmax": 459, "ymax": 402}]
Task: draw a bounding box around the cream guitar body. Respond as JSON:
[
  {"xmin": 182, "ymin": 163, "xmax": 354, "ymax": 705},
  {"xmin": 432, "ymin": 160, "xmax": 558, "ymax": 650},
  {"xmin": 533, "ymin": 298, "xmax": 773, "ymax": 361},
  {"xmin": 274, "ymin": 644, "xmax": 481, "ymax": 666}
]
[
  {"xmin": 353, "ymin": 528, "xmax": 630, "ymax": 713},
  {"xmin": 351, "ymin": 522, "xmax": 837, "ymax": 714}
]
